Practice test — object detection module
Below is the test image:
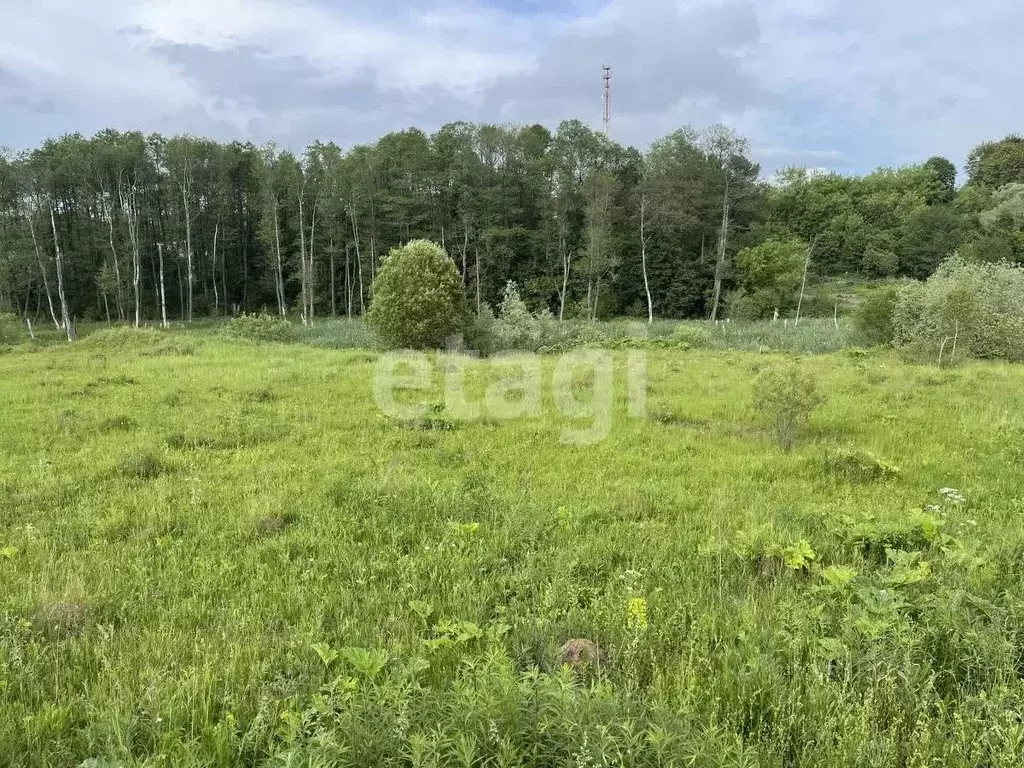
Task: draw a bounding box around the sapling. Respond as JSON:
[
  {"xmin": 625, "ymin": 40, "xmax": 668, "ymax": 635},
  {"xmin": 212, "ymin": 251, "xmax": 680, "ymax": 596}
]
[{"xmin": 752, "ymin": 363, "xmax": 824, "ymax": 451}]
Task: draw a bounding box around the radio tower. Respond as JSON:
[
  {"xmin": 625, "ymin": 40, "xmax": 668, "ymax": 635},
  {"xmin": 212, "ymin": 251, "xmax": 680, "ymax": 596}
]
[{"xmin": 602, "ymin": 64, "xmax": 611, "ymax": 135}]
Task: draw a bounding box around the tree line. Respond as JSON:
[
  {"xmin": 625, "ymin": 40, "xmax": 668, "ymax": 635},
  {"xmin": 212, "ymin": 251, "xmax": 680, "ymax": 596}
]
[{"xmin": 2, "ymin": 123, "xmax": 1023, "ymax": 336}]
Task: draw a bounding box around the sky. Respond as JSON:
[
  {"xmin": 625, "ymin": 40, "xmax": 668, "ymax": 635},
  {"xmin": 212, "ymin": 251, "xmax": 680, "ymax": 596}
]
[{"xmin": 1, "ymin": 0, "xmax": 1021, "ymax": 176}]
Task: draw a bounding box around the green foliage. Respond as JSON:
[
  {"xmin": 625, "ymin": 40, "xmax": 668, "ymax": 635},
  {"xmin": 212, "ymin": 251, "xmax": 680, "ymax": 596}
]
[
  {"xmin": 367, "ymin": 240, "xmax": 465, "ymax": 349},
  {"xmin": 730, "ymin": 238, "xmax": 806, "ymax": 319},
  {"xmin": 225, "ymin": 313, "xmax": 296, "ymax": 343},
  {"xmin": 966, "ymin": 134, "xmax": 1024, "ymax": 188},
  {"xmin": 752, "ymin": 363, "xmax": 825, "ymax": 450},
  {"xmin": 855, "ymin": 285, "xmax": 900, "ymax": 346},
  {"xmin": 494, "ymin": 281, "xmax": 541, "ymax": 350},
  {"xmin": 490, "ymin": 282, "xmax": 605, "ymax": 353},
  {"xmin": 861, "ymin": 245, "xmax": 900, "ymax": 277},
  {"xmin": 820, "ymin": 449, "xmax": 901, "ymax": 483},
  {"xmin": 462, "ymin": 304, "xmax": 496, "ymax": 356},
  {"xmin": 978, "ymin": 182, "xmax": 1024, "ymax": 231},
  {"xmin": 924, "ymin": 156, "xmax": 957, "ymax": 204},
  {"xmin": 898, "ymin": 205, "xmax": 968, "ymax": 279},
  {"xmin": 894, "ymin": 257, "xmax": 1024, "ymax": 360}
]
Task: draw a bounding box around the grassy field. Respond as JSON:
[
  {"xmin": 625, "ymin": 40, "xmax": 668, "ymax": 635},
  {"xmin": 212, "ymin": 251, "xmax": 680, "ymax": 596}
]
[{"xmin": 3, "ymin": 328, "xmax": 1024, "ymax": 766}]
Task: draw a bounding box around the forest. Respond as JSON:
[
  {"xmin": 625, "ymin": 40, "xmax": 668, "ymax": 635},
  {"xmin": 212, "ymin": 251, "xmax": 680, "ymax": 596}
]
[{"xmin": 4, "ymin": 125, "xmax": 1024, "ymax": 332}]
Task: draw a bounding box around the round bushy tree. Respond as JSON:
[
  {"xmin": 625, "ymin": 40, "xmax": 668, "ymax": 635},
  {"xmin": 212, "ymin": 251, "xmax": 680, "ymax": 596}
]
[{"xmin": 367, "ymin": 240, "xmax": 466, "ymax": 349}]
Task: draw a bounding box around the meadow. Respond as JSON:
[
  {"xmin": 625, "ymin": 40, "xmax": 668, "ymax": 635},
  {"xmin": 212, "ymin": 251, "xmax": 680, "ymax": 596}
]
[{"xmin": 3, "ymin": 324, "xmax": 1024, "ymax": 766}]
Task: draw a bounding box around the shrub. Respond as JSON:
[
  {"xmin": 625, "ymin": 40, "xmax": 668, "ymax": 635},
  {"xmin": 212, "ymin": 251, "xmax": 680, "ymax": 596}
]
[
  {"xmin": 367, "ymin": 240, "xmax": 465, "ymax": 349},
  {"xmin": 893, "ymin": 256, "xmax": 1024, "ymax": 360},
  {"xmin": 490, "ymin": 282, "xmax": 605, "ymax": 353},
  {"xmin": 494, "ymin": 281, "xmax": 542, "ymax": 351},
  {"xmin": 225, "ymin": 314, "xmax": 296, "ymax": 344},
  {"xmin": 730, "ymin": 238, "xmax": 806, "ymax": 320},
  {"xmin": 463, "ymin": 304, "xmax": 497, "ymax": 356},
  {"xmin": 752, "ymin": 363, "xmax": 824, "ymax": 451},
  {"xmin": 855, "ymin": 286, "xmax": 899, "ymax": 346}
]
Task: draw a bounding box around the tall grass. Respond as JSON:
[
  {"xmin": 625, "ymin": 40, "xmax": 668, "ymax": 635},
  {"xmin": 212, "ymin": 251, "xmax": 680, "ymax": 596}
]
[{"xmin": 2, "ymin": 331, "xmax": 1023, "ymax": 764}]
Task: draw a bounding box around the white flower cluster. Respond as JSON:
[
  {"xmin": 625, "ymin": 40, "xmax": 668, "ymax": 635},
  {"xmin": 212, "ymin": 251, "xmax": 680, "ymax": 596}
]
[{"xmin": 939, "ymin": 487, "xmax": 966, "ymax": 505}]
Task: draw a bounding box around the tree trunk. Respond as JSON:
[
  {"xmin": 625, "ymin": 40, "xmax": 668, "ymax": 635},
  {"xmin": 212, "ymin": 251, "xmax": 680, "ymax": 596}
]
[
  {"xmin": 157, "ymin": 243, "xmax": 169, "ymax": 328},
  {"xmin": 795, "ymin": 235, "xmax": 819, "ymax": 326},
  {"xmin": 27, "ymin": 214, "xmax": 60, "ymax": 328},
  {"xmin": 640, "ymin": 192, "xmax": 653, "ymax": 324},
  {"xmin": 709, "ymin": 176, "xmax": 731, "ymax": 322},
  {"xmin": 49, "ymin": 208, "xmax": 73, "ymax": 342},
  {"xmin": 118, "ymin": 179, "xmax": 142, "ymax": 327},
  {"xmin": 298, "ymin": 188, "xmax": 309, "ymax": 326},
  {"xmin": 344, "ymin": 243, "xmax": 352, "ymax": 318},
  {"xmin": 308, "ymin": 194, "xmax": 318, "ymax": 323},
  {"xmin": 560, "ymin": 252, "xmax": 571, "ymax": 323},
  {"xmin": 349, "ymin": 206, "xmax": 365, "ymax": 315},
  {"xmin": 181, "ymin": 166, "xmax": 194, "ymax": 322},
  {"xmin": 475, "ymin": 246, "xmax": 481, "ymax": 314},
  {"xmin": 176, "ymin": 250, "xmax": 185, "ymax": 322},
  {"xmin": 212, "ymin": 221, "xmax": 220, "ymax": 316},
  {"xmin": 102, "ymin": 197, "xmax": 125, "ymax": 320},
  {"xmin": 329, "ymin": 235, "xmax": 336, "ymax": 317},
  {"xmin": 273, "ymin": 202, "xmax": 286, "ymax": 317}
]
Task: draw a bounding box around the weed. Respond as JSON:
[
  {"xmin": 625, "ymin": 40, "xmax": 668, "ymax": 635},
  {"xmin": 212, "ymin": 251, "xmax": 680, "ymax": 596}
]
[
  {"xmin": 117, "ymin": 451, "xmax": 169, "ymax": 480},
  {"xmin": 98, "ymin": 416, "xmax": 137, "ymax": 433},
  {"xmin": 32, "ymin": 600, "xmax": 88, "ymax": 638},
  {"xmin": 820, "ymin": 449, "xmax": 901, "ymax": 483}
]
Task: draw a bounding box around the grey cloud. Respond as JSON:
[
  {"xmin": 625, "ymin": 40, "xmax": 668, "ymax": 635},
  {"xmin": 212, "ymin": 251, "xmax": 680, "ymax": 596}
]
[{"xmin": 4, "ymin": 0, "xmax": 1024, "ymax": 175}]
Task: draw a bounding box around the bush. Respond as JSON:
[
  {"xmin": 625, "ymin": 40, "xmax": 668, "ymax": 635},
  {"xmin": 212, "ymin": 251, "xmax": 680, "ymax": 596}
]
[
  {"xmin": 490, "ymin": 283, "xmax": 605, "ymax": 353},
  {"xmin": 730, "ymin": 238, "xmax": 806, "ymax": 320},
  {"xmin": 752, "ymin": 363, "xmax": 825, "ymax": 451},
  {"xmin": 855, "ymin": 286, "xmax": 899, "ymax": 346},
  {"xmin": 893, "ymin": 256, "xmax": 1024, "ymax": 360},
  {"xmin": 367, "ymin": 240, "xmax": 466, "ymax": 349},
  {"xmin": 225, "ymin": 314, "xmax": 296, "ymax": 344},
  {"xmin": 463, "ymin": 304, "xmax": 497, "ymax": 356}
]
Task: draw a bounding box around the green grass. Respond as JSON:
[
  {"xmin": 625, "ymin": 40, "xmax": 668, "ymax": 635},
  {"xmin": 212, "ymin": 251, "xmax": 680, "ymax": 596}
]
[{"xmin": 3, "ymin": 332, "xmax": 1024, "ymax": 765}]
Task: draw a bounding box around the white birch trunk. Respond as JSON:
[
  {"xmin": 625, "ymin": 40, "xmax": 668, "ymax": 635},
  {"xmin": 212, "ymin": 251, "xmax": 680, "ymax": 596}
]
[
  {"xmin": 49, "ymin": 208, "xmax": 73, "ymax": 341},
  {"xmin": 181, "ymin": 163, "xmax": 194, "ymax": 323},
  {"xmin": 640, "ymin": 192, "xmax": 653, "ymax": 324},
  {"xmin": 709, "ymin": 175, "xmax": 731, "ymax": 322},
  {"xmin": 27, "ymin": 214, "xmax": 60, "ymax": 328},
  {"xmin": 298, "ymin": 189, "xmax": 308, "ymax": 325},
  {"xmin": 212, "ymin": 221, "xmax": 220, "ymax": 316},
  {"xmin": 157, "ymin": 242, "xmax": 169, "ymax": 328},
  {"xmin": 273, "ymin": 202, "xmax": 286, "ymax": 317}
]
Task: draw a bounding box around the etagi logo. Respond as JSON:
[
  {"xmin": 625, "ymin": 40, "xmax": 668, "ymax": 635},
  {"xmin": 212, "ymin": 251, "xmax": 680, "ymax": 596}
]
[{"xmin": 373, "ymin": 348, "xmax": 647, "ymax": 446}]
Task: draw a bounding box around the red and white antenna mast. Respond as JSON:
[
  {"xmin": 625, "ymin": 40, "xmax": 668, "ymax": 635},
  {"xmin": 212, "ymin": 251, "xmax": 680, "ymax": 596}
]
[{"xmin": 602, "ymin": 64, "xmax": 611, "ymax": 135}]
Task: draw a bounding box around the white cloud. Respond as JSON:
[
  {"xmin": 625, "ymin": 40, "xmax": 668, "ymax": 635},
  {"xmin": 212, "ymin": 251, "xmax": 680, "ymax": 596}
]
[{"xmin": 1, "ymin": 0, "xmax": 1023, "ymax": 174}]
